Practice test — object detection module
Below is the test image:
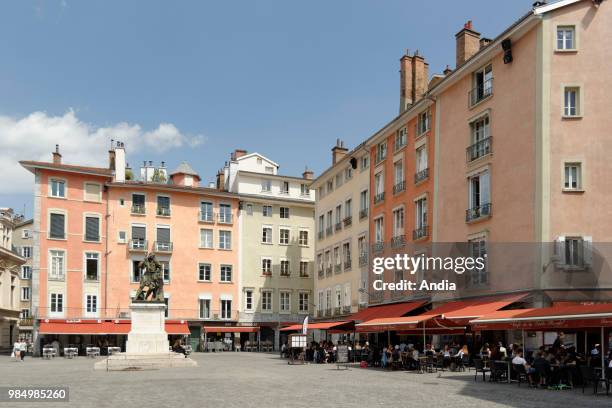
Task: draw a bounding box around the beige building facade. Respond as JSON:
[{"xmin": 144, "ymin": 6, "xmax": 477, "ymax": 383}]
[{"xmin": 12, "ymin": 219, "xmax": 34, "ymax": 341}]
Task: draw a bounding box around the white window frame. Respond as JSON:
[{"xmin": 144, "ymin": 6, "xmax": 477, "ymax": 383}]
[
  {"xmin": 261, "ymin": 290, "xmax": 273, "ymax": 312},
  {"xmin": 198, "ymin": 262, "xmax": 212, "ymax": 282},
  {"xmin": 49, "ymin": 293, "xmax": 64, "ymax": 315},
  {"xmin": 262, "ymin": 226, "xmax": 273, "ymax": 244},
  {"xmin": 562, "ymin": 85, "xmax": 583, "ymax": 118},
  {"xmin": 220, "ymin": 264, "xmax": 233, "ymax": 283},
  {"xmin": 21, "ymin": 286, "xmax": 31, "ymax": 301},
  {"xmin": 279, "ymin": 227, "xmax": 290, "ymax": 245},
  {"xmin": 555, "ymin": 24, "xmax": 577, "ymax": 51},
  {"xmin": 200, "ymin": 228, "xmax": 213, "ymax": 249},
  {"xmin": 261, "ymin": 257, "xmax": 272, "ymax": 275},
  {"xmin": 49, "ymin": 177, "xmax": 67, "ymax": 199},
  {"xmin": 49, "ymin": 249, "xmax": 66, "ymax": 280},
  {"xmin": 84, "ymin": 251, "xmax": 100, "ymax": 281},
  {"xmin": 279, "ymin": 291, "xmax": 291, "ymax": 314},
  {"xmin": 563, "ymin": 162, "xmax": 583, "ymax": 191}
]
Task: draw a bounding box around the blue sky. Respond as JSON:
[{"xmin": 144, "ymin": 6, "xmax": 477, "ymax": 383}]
[{"xmin": 0, "ymin": 0, "xmax": 531, "ymax": 217}]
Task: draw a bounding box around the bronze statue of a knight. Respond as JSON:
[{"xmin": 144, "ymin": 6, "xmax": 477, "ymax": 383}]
[{"xmin": 134, "ymin": 252, "xmax": 164, "ymax": 302}]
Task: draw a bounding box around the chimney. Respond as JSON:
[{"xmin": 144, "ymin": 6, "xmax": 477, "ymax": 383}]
[
  {"xmin": 455, "ymin": 20, "xmax": 481, "ymax": 68},
  {"xmin": 114, "ymin": 141, "xmax": 126, "ymax": 182},
  {"xmin": 443, "ymin": 65, "xmax": 453, "ymax": 76},
  {"xmin": 399, "ymin": 50, "xmax": 429, "ymax": 113},
  {"xmin": 302, "ymin": 166, "xmax": 314, "ymax": 180},
  {"xmin": 331, "ymin": 139, "xmax": 349, "ymax": 165},
  {"xmin": 480, "ymin": 37, "xmax": 492, "ymax": 49},
  {"xmin": 52, "ymin": 144, "xmax": 62, "ymax": 165},
  {"xmin": 216, "ymin": 170, "xmax": 226, "ymax": 191},
  {"xmin": 108, "ymin": 149, "xmax": 116, "ymax": 170},
  {"xmin": 399, "ymin": 50, "xmax": 414, "ymax": 113},
  {"xmin": 232, "ymin": 149, "xmax": 247, "ymax": 160}
]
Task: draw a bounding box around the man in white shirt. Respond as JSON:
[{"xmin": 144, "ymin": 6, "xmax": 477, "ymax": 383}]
[
  {"xmin": 512, "ymin": 348, "xmax": 535, "ymax": 385},
  {"xmin": 498, "ymin": 342, "xmax": 507, "ymax": 358}
]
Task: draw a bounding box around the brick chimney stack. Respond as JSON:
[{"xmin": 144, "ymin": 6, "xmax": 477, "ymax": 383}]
[
  {"xmin": 331, "ymin": 139, "xmax": 348, "ymax": 165},
  {"xmin": 399, "ymin": 50, "xmax": 429, "ymax": 114},
  {"xmin": 302, "ymin": 167, "xmax": 314, "ymax": 180},
  {"xmin": 399, "ymin": 50, "xmax": 414, "ymax": 113},
  {"xmin": 52, "ymin": 144, "xmax": 62, "ymax": 165},
  {"xmin": 456, "ymin": 20, "xmax": 481, "ymax": 68},
  {"xmin": 232, "ymin": 149, "xmax": 247, "ymax": 160}
]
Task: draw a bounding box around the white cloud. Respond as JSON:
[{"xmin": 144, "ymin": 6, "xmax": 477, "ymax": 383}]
[{"xmin": 0, "ymin": 110, "xmax": 205, "ymax": 193}]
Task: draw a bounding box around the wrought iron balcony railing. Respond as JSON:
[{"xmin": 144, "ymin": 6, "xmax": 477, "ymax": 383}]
[
  {"xmin": 393, "ymin": 180, "xmax": 406, "ymax": 194},
  {"xmin": 413, "ymin": 225, "xmax": 429, "ymax": 240},
  {"xmin": 374, "ymin": 192, "xmax": 385, "ymax": 204},
  {"xmin": 468, "ymin": 78, "xmax": 493, "ymax": 107},
  {"xmin": 466, "ymin": 203, "xmax": 492, "ymax": 222},
  {"xmin": 466, "ymin": 136, "xmax": 492, "ymax": 162},
  {"xmin": 414, "ymin": 168, "xmax": 429, "ymax": 184}
]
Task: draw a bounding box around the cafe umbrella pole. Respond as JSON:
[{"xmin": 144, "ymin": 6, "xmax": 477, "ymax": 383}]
[{"xmin": 601, "ymin": 326, "xmax": 605, "ymax": 380}]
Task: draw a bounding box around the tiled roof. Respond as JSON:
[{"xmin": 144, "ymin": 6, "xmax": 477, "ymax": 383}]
[
  {"xmin": 20, "ymin": 161, "xmax": 113, "ymax": 176},
  {"xmin": 170, "ymin": 161, "xmax": 200, "ymax": 178}
]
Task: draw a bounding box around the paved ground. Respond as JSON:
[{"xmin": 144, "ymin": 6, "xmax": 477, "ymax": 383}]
[{"xmin": 0, "ymin": 352, "xmax": 610, "ymax": 408}]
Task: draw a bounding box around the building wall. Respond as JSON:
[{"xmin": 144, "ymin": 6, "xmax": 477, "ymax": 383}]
[
  {"xmin": 13, "ymin": 221, "xmax": 34, "ymax": 337},
  {"xmin": 314, "ymin": 150, "xmax": 370, "ymax": 318}
]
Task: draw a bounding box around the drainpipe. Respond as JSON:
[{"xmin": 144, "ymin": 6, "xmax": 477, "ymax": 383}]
[{"xmin": 104, "ymin": 185, "xmax": 109, "ymax": 314}]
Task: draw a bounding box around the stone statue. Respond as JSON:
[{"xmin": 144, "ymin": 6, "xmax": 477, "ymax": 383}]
[{"xmin": 134, "ymin": 253, "xmax": 164, "ymax": 302}]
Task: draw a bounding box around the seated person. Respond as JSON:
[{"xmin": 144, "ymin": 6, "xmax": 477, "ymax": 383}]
[
  {"xmin": 512, "ymin": 348, "xmax": 535, "ymax": 386},
  {"xmin": 172, "ymin": 339, "xmax": 187, "ymax": 356}
]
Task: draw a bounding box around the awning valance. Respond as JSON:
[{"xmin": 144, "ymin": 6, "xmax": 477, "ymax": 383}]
[
  {"xmin": 348, "ymin": 301, "xmax": 427, "ymax": 323},
  {"xmin": 38, "ymin": 319, "xmax": 189, "ymax": 335},
  {"xmin": 280, "ymin": 321, "xmax": 354, "ymax": 332},
  {"xmin": 202, "ymin": 326, "xmax": 260, "ymax": 333}
]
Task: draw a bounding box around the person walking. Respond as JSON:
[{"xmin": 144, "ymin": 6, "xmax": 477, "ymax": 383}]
[
  {"xmin": 12, "ymin": 340, "xmax": 21, "ymax": 362},
  {"xmin": 19, "ymin": 339, "xmax": 27, "ymax": 361}
]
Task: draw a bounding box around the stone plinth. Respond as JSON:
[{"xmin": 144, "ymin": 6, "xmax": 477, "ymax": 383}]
[
  {"xmin": 94, "ymin": 352, "xmax": 197, "ymax": 371},
  {"xmin": 126, "ymin": 302, "xmax": 168, "ymax": 354}
]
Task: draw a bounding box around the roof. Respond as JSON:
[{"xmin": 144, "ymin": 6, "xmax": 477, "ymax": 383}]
[
  {"xmin": 20, "ymin": 160, "xmax": 113, "ymax": 177},
  {"xmin": 311, "ymin": 141, "xmax": 369, "ymax": 187},
  {"xmin": 348, "ymin": 300, "xmax": 427, "ymax": 323},
  {"xmin": 107, "ymin": 181, "xmax": 239, "ymax": 200},
  {"xmin": 38, "ymin": 319, "xmax": 189, "ymax": 335},
  {"xmin": 170, "ymin": 161, "xmax": 201, "ymax": 180},
  {"xmin": 236, "ymin": 152, "xmax": 279, "ymax": 168},
  {"xmin": 236, "ymin": 170, "xmax": 312, "ymax": 184},
  {"xmin": 15, "ymin": 219, "xmax": 33, "ymax": 228},
  {"xmin": 534, "ymin": 0, "xmax": 583, "ymax": 15}
]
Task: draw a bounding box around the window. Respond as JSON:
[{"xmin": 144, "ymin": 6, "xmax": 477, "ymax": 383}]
[
  {"xmin": 318, "ymin": 291, "xmax": 324, "ymax": 313},
  {"xmin": 22, "ymin": 229, "xmax": 31, "ymax": 239},
  {"xmin": 468, "ymin": 116, "xmax": 491, "ymax": 161},
  {"xmin": 21, "ymin": 287, "xmax": 31, "ymax": 301},
  {"xmin": 20, "ymin": 309, "xmax": 30, "ymax": 319},
  {"xmin": 21, "ymin": 246, "xmax": 32, "ymax": 259},
  {"xmin": 262, "ymin": 258, "xmax": 272, "ymax": 275},
  {"xmin": 50, "ymin": 293, "xmax": 63, "ymax": 313},
  {"xmin": 131, "ymin": 225, "xmax": 146, "ymax": 249},
  {"xmin": 392, "ymin": 208, "xmax": 404, "ymax": 237},
  {"xmin": 156, "ymin": 226, "xmax": 171, "ymax": 251},
  {"xmin": 220, "ymin": 299, "xmax": 232, "ymax": 319},
  {"xmin": 119, "ymin": 198, "xmax": 125, "ymax": 206},
  {"xmin": 262, "ymin": 291, "xmax": 272, "ymax": 311},
  {"xmin": 198, "ymin": 263, "xmax": 211, "ymax": 281},
  {"xmin": 132, "ymin": 260, "xmax": 143, "ymax": 283},
  {"xmin": 299, "ymin": 261, "xmax": 309, "ymax": 277},
  {"xmin": 344, "ymin": 199, "xmax": 352, "ymax": 220},
  {"xmin": 344, "ymin": 284, "xmax": 351, "ymax": 308},
  {"xmin": 343, "ymin": 242, "xmax": 351, "ymax": 269},
  {"xmin": 84, "ymin": 216, "xmax": 100, "ymax": 242},
  {"xmin": 467, "ymin": 170, "xmax": 491, "ymax": 220},
  {"xmin": 559, "ymin": 237, "xmax": 592, "ymax": 267},
  {"xmin": 345, "ymin": 166, "xmax": 353, "ymax": 181},
  {"xmin": 416, "ymin": 146, "xmax": 428, "ymax": 173},
  {"xmin": 132, "ymin": 193, "xmax": 145, "ymax": 214},
  {"xmin": 85, "ymin": 252, "xmax": 99, "ymax": 281},
  {"xmin": 49, "ymin": 250, "xmax": 65, "ymax": 280},
  {"xmin": 246, "ymin": 204, "xmax": 253, "ymax": 215},
  {"xmin": 261, "ymin": 179, "xmax": 272, "ymax": 192},
  {"xmin": 335, "ymin": 286, "xmax": 342, "ymax": 308},
  {"xmin": 415, "ymin": 197, "xmax": 428, "ymax": 230},
  {"xmin": 394, "ymin": 160, "xmax": 404, "ymax": 186},
  {"xmin": 299, "ymin": 292, "xmax": 309, "ymax": 312},
  {"xmin": 280, "ymin": 260, "xmax": 290, "ymax": 276},
  {"xmin": 374, "ymin": 171, "xmax": 384, "ymax": 197},
  {"xmin": 49, "ymin": 213, "xmax": 65, "ymax": 239},
  {"xmin": 471, "ymin": 64, "xmax": 493, "ymax": 105},
  {"xmin": 299, "ymin": 230, "xmax": 308, "ymax": 246},
  {"xmin": 21, "ymin": 266, "xmax": 32, "ymax": 280},
  {"xmin": 200, "ymin": 229, "xmax": 213, "ymax": 248},
  {"xmin": 335, "ymin": 173, "xmax": 343, "ymax": 188},
  {"xmin": 199, "ymin": 299, "xmax": 210, "ymax": 319},
  {"xmin": 557, "ymin": 26, "xmax": 575, "ymax": 50},
  {"xmin": 280, "ymin": 292, "xmax": 290, "ymax": 313},
  {"xmin": 50, "ymin": 179, "xmax": 66, "ymax": 198},
  {"xmin": 300, "ymin": 184, "xmax": 310, "ymax": 196},
  {"xmin": 200, "ymin": 201, "xmax": 213, "ymax": 222},
  {"xmin": 395, "ymin": 127, "xmax": 407, "ymax": 150},
  {"xmin": 281, "ymin": 181, "xmax": 289, "ymax": 194},
  {"xmin": 335, "ymin": 205, "xmax": 342, "ymax": 226},
  {"xmin": 84, "ymin": 183, "xmax": 101, "ymax": 202},
  {"xmin": 564, "ymin": 163, "xmax": 582, "ymax": 190},
  {"xmin": 333, "ymin": 247, "xmax": 340, "ymax": 271},
  {"xmin": 376, "ymin": 141, "xmax": 387, "ymax": 163},
  {"xmin": 157, "ymin": 196, "xmax": 171, "ymax": 216},
  {"xmin": 264, "ymin": 166, "xmax": 274, "ymax": 174},
  {"xmin": 245, "ymin": 290, "xmax": 253, "ymax": 311},
  {"xmin": 219, "ymin": 204, "xmax": 232, "ymax": 223},
  {"xmin": 325, "ymin": 250, "xmax": 331, "ymax": 271},
  {"xmin": 326, "ymin": 288, "xmax": 332, "ymax": 311},
  {"xmin": 360, "ymin": 190, "xmax": 368, "ymax": 214},
  {"xmin": 262, "ymin": 205, "xmax": 272, "ymax": 217},
  {"xmin": 160, "ymin": 261, "xmax": 170, "ymax": 283},
  {"xmin": 280, "ymin": 207, "xmax": 290, "ymax": 219},
  {"xmin": 86, "ymin": 294, "xmax": 97, "ymax": 314},
  {"xmin": 564, "ymin": 87, "xmax": 580, "ymax": 117},
  {"xmin": 417, "ymin": 109, "xmax": 431, "ymax": 135},
  {"xmin": 468, "ymin": 239, "xmax": 487, "ymax": 286},
  {"xmin": 118, "ymin": 231, "xmax": 127, "ymax": 244},
  {"xmin": 327, "ymin": 180, "xmax": 334, "ymax": 193},
  {"xmin": 326, "ymin": 210, "xmax": 333, "ymax": 230},
  {"xmin": 164, "ymin": 298, "xmax": 169, "ymax": 318},
  {"xmin": 374, "ymin": 217, "xmax": 384, "ymax": 244},
  {"xmin": 361, "ymin": 155, "xmax": 369, "ymax": 171},
  {"xmin": 262, "ymin": 226, "xmax": 273, "ymax": 244},
  {"xmin": 220, "ymin": 265, "xmax": 232, "ymax": 282}
]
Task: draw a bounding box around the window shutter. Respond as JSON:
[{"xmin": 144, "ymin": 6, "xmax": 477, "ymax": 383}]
[
  {"xmin": 132, "ymin": 226, "xmax": 146, "ymax": 240},
  {"xmin": 553, "ymin": 236, "xmax": 565, "ymax": 264},
  {"xmin": 50, "ymin": 213, "xmax": 65, "ymax": 239},
  {"xmin": 85, "ymin": 217, "xmax": 99, "ymax": 241},
  {"xmin": 85, "ymin": 183, "xmax": 100, "ymax": 201},
  {"xmin": 157, "ymin": 227, "xmax": 170, "ymax": 243},
  {"xmin": 583, "ymin": 236, "xmax": 593, "ymax": 267}
]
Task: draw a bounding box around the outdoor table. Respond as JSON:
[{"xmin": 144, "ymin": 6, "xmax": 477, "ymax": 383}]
[
  {"xmin": 42, "ymin": 347, "xmax": 56, "ymax": 359},
  {"xmin": 86, "ymin": 347, "xmax": 100, "ymax": 358},
  {"xmin": 64, "ymin": 347, "xmax": 78, "ymax": 358},
  {"xmin": 107, "ymin": 346, "xmax": 121, "ymax": 355}
]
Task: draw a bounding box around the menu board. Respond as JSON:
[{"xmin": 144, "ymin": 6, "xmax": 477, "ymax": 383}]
[{"xmin": 336, "ymin": 345, "xmax": 349, "ymax": 363}]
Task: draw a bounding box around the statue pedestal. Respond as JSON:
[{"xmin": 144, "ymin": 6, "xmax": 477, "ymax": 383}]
[
  {"xmin": 126, "ymin": 302, "xmax": 169, "ymax": 354},
  {"xmin": 94, "ymin": 302, "xmax": 197, "ymax": 371}
]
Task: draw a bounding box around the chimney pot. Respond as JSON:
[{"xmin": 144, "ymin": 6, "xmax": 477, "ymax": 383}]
[{"xmin": 302, "ymin": 167, "xmax": 314, "ymax": 180}]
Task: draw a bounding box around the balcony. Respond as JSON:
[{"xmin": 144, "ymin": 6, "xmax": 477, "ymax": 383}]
[
  {"xmin": 280, "ymin": 270, "xmax": 291, "ymax": 277},
  {"xmin": 468, "ymin": 78, "xmax": 493, "ymax": 107},
  {"xmin": 342, "ymin": 305, "xmax": 351, "ymax": 314},
  {"xmin": 372, "ymin": 242, "xmax": 384, "ymax": 253},
  {"xmin": 19, "ymin": 318, "xmax": 33, "ymax": 327},
  {"xmin": 326, "ymin": 266, "xmax": 332, "ymax": 276},
  {"xmin": 359, "ymin": 208, "xmax": 369, "ymax": 220},
  {"xmin": 199, "ymin": 211, "xmax": 214, "ymax": 223},
  {"xmin": 318, "ymin": 231, "xmax": 324, "ymax": 240},
  {"xmin": 391, "ymin": 235, "xmax": 406, "ymax": 248},
  {"xmin": 334, "ymin": 264, "xmax": 341, "ymax": 274},
  {"xmin": 374, "ymin": 192, "xmax": 385, "ymax": 204},
  {"xmin": 317, "ymin": 309, "xmax": 325, "ymax": 318},
  {"xmin": 154, "ymin": 241, "xmax": 173, "ymax": 253},
  {"xmin": 131, "ymin": 204, "xmax": 145, "ymax": 215},
  {"xmin": 218, "ymin": 213, "xmax": 233, "ymax": 224},
  {"xmin": 359, "ymin": 253, "xmax": 368, "ymax": 266},
  {"xmin": 157, "ymin": 206, "xmax": 171, "ymax": 217},
  {"xmin": 343, "ymin": 216, "xmax": 352, "ymax": 227},
  {"xmin": 466, "ymin": 136, "xmax": 492, "ymax": 162},
  {"xmin": 393, "ymin": 180, "xmax": 406, "ymax": 195},
  {"xmin": 335, "ymin": 222, "xmax": 342, "ymax": 232},
  {"xmin": 413, "ymin": 225, "xmax": 429, "ymax": 240},
  {"xmin": 466, "ymin": 203, "xmax": 492, "ymax": 222},
  {"xmin": 414, "ymin": 168, "xmax": 429, "ymax": 184},
  {"xmin": 129, "ymin": 239, "xmax": 148, "ymax": 252},
  {"xmin": 326, "ymin": 227, "xmax": 333, "ymax": 237},
  {"xmin": 334, "ymin": 306, "xmax": 342, "ymax": 316}
]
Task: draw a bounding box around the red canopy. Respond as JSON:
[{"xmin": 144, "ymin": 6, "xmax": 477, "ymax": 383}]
[
  {"xmin": 348, "ymin": 301, "xmax": 427, "ymax": 323},
  {"xmin": 202, "ymin": 326, "xmax": 260, "ymax": 333},
  {"xmin": 470, "ymin": 303, "xmax": 612, "ymax": 330},
  {"xmin": 280, "ymin": 321, "xmax": 354, "ymax": 332},
  {"xmin": 38, "ymin": 319, "xmax": 189, "ymax": 335}
]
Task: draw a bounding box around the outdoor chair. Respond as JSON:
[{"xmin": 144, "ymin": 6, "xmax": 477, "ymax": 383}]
[
  {"xmin": 579, "ymin": 366, "xmax": 608, "ymax": 395},
  {"xmin": 458, "ymin": 355, "xmax": 469, "ymax": 372},
  {"xmin": 512, "ymin": 364, "xmax": 530, "ymax": 387},
  {"xmin": 474, "ymin": 358, "xmax": 490, "ymax": 382},
  {"xmin": 436, "ymin": 357, "xmax": 447, "ymax": 372},
  {"xmin": 425, "ymin": 355, "xmax": 436, "ymax": 373},
  {"xmin": 491, "ymin": 361, "xmax": 509, "ymax": 383}
]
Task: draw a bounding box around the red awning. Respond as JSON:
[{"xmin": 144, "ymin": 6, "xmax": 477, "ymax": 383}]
[
  {"xmin": 348, "ymin": 301, "xmax": 427, "ymax": 323},
  {"xmin": 202, "ymin": 326, "xmax": 260, "ymax": 333},
  {"xmin": 471, "ymin": 303, "xmax": 612, "ymax": 330},
  {"xmin": 280, "ymin": 321, "xmax": 354, "ymax": 332},
  {"xmin": 38, "ymin": 319, "xmax": 189, "ymax": 335}
]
